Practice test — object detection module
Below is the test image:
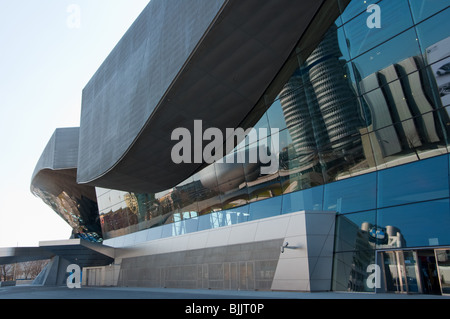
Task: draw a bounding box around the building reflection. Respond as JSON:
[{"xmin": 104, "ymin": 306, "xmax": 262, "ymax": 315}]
[
  {"xmin": 358, "ymin": 56, "xmax": 448, "ymax": 162},
  {"xmin": 278, "ymin": 23, "xmax": 365, "ymax": 189},
  {"xmin": 97, "ymin": 23, "xmax": 450, "ymax": 241},
  {"xmin": 333, "ymin": 213, "xmax": 406, "ymax": 292},
  {"xmin": 31, "ymin": 169, "xmax": 102, "ymax": 242}
]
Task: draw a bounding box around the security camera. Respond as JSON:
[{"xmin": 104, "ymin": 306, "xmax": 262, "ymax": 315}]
[{"xmin": 281, "ymin": 242, "xmax": 301, "ymax": 253}]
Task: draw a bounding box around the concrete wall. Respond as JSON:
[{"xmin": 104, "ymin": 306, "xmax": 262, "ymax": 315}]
[{"xmin": 88, "ymin": 210, "xmax": 336, "ymax": 292}]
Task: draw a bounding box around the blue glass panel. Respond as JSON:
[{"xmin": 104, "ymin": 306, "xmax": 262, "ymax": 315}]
[
  {"xmin": 414, "ymin": 108, "xmax": 450, "ymax": 159},
  {"xmin": 160, "ymin": 223, "xmax": 174, "ymax": 238},
  {"xmin": 197, "ymin": 206, "xmax": 250, "ymax": 231},
  {"xmin": 274, "ymin": 127, "xmax": 325, "ymax": 194},
  {"xmin": 332, "ymin": 250, "xmax": 376, "ymax": 292},
  {"xmin": 324, "ymin": 172, "xmax": 377, "ymax": 214},
  {"xmin": 224, "ymin": 207, "xmax": 250, "ymax": 224},
  {"xmin": 178, "ymin": 217, "xmax": 199, "ymax": 235},
  {"xmin": 171, "ymin": 220, "xmax": 186, "ymax": 236},
  {"xmin": 343, "ymin": 0, "xmax": 414, "ymax": 58},
  {"xmin": 282, "ymin": 186, "xmax": 324, "ymax": 214},
  {"xmin": 248, "ymin": 196, "xmax": 282, "ymax": 221},
  {"xmin": 409, "ymin": 0, "xmax": 450, "ymax": 23},
  {"xmin": 338, "ymin": 0, "xmax": 381, "ymax": 25},
  {"xmin": 337, "ymin": 25, "xmax": 352, "ymax": 64},
  {"xmin": 416, "ymin": 8, "xmax": 450, "ymax": 109},
  {"xmin": 377, "ymin": 154, "xmax": 449, "ymax": 208},
  {"xmin": 428, "ymin": 61, "xmax": 450, "ymax": 108},
  {"xmin": 335, "ymin": 210, "xmax": 377, "ymax": 252},
  {"xmin": 197, "ymin": 214, "xmax": 213, "ymax": 231},
  {"xmin": 266, "ymin": 99, "xmax": 288, "ymax": 132},
  {"xmin": 146, "ymin": 226, "xmax": 163, "ymax": 241},
  {"xmin": 252, "ymin": 111, "xmax": 270, "ymax": 132},
  {"xmin": 416, "ymin": 8, "xmax": 450, "ymax": 65},
  {"xmin": 221, "ymin": 208, "xmax": 249, "ymax": 226},
  {"xmin": 352, "ymin": 28, "xmax": 422, "ymax": 83},
  {"xmin": 377, "ymin": 199, "xmax": 450, "ymax": 248}
]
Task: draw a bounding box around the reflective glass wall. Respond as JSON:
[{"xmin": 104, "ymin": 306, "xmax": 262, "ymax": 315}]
[
  {"xmin": 96, "ymin": 0, "xmax": 450, "ymax": 291},
  {"xmin": 327, "ymin": 0, "xmax": 450, "ymax": 293},
  {"xmin": 31, "ymin": 169, "xmax": 103, "ymax": 242}
]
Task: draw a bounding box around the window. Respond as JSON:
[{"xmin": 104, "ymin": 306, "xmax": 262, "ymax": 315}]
[
  {"xmin": 282, "ymin": 186, "xmax": 324, "ymax": 214},
  {"xmin": 248, "ymin": 196, "xmax": 282, "ymax": 221},
  {"xmin": 324, "ymin": 172, "xmax": 377, "ymax": 214},
  {"xmin": 377, "ymin": 154, "xmax": 449, "ymax": 208},
  {"xmin": 409, "ymin": 0, "xmax": 450, "ymax": 23},
  {"xmin": 377, "ymin": 199, "xmax": 450, "ymax": 248},
  {"xmin": 343, "ymin": 0, "xmax": 414, "ymax": 58}
]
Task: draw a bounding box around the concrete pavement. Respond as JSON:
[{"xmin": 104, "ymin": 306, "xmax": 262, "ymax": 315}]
[{"xmin": 1, "ymin": 285, "xmax": 449, "ymax": 299}]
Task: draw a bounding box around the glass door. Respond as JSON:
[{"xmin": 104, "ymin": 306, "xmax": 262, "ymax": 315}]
[
  {"xmin": 417, "ymin": 250, "xmax": 441, "ymax": 294},
  {"xmin": 402, "ymin": 250, "xmax": 420, "ymax": 293},
  {"xmin": 379, "ymin": 248, "xmax": 450, "ymax": 295},
  {"xmin": 381, "ymin": 251, "xmax": 405, "ymax": 293},
  {"xmin": 435, "ymin": 249, "xmax": 450, "ymax": 295},
  {"xmin": 380, "ymin": 250, "xmax": 421, "ymax": 294}
]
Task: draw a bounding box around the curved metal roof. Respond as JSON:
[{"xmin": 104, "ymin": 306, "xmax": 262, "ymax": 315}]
[{"xmin": 76, "ymin": 0, "xmax": 326, "ymax": 194}]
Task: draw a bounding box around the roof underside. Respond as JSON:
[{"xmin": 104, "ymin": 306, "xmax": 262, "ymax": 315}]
[
  {"xmin": 77, "ymin": 0, "xmax": 328, "ymax": 194},
  {"xmin": 0, "ymin": 240, "xmax": 114, "ymax": 267}
]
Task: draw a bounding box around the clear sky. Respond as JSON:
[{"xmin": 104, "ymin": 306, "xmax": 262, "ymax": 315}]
[{"xmin": 0, "ymin": 0, "xmax": 150, "ymax": 248}]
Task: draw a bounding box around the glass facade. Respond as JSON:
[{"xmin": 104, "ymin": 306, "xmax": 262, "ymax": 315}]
[
  {"xmin": 31, "ymin": 169, "xmax": 103, "ymax": 242},
  {"xmin": 96, "ymin": 0, "xmax": 450, "ymax": 292}
]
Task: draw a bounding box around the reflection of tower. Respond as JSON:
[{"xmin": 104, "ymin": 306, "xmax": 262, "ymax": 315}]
[
  {"xmin": 279, "ymin": 70, "xmax": 325, "ymax": 165},
  {"xmin": 306, "ymin": 24, "xmax": 362, "ymax": 152},
  {"xmin": 279, "ymin": 24, "xmax": 362, "ymax": 168}
]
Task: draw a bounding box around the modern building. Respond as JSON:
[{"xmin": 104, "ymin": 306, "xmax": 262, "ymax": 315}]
[{"xmin": 26, "ymin": 0, "xmax": 450, "ymax": 294}]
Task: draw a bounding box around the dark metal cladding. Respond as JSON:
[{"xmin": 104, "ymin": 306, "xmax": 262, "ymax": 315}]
[{"xmin": 76, "ymin": 0, "xmax": 326, "ymax": 194}]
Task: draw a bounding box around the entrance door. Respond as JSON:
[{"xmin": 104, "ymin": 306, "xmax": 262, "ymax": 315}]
[
  {"xmin": 380, "ymin": 250, "xmax": 420, "ymax": 294},
  {"xmin": 417, "ymin": 250, "xmax": 441, "ymax": 295},
  {"xmin": 435, "ymin": 249, "xmax": 450, "ymax": 295},
  {"xmin": 379, "ymin": 249, "xmax": 450, "ymax": 295},
  {"xmin": 402, "ymin": 250, "xmax": 421, "ymax": 293},
  {"xmin": 381, "ymin": 251, "xmax": 405, "ymax": 293}
]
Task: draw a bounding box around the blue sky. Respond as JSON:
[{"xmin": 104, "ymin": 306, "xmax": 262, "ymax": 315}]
[{"xmin": 0, "ymin": 0, "xmax": 150, "ymax": 247}]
